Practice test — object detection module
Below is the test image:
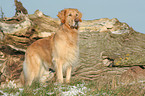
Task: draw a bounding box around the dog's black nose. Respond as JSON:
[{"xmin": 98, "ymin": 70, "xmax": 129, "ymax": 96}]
[{"xmin": 49, "ymin": 68, "xmax": 55, "ymax": 72}]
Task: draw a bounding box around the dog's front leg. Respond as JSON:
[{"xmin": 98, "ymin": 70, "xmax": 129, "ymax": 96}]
[
  {"xmin": 66, "ymin": 66, "xmax": 72, "ymax": 83},
  {"xmin": 56, "ymin": 59, "xmax": 63, "ymax": 83}
]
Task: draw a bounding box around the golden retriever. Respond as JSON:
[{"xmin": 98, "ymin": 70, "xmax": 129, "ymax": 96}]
[{"xmin": 21, "ymin": 8, "xmax": 82, "ymax": 86}]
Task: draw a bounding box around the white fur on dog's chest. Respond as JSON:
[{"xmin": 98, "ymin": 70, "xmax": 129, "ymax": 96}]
[{"xmin": 53, "ymin": 35, "xmax": 79, "ymax": 68}]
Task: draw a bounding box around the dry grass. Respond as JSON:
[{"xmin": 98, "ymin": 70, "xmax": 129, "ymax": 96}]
[{"xmin": 0, "ymin": 77, "xmax": 144, "ymax": 95}]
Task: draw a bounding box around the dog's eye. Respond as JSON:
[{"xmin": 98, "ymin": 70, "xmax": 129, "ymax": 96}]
[
  {"xmin": 69, "ymin": 14, "xmax": 72, "ymax": 16},
  {"xmin": 76, "ymin": 14, "xmax": 78, "ymax": 16}
]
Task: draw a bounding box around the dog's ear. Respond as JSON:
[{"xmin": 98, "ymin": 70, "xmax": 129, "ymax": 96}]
[
  {"xmin": 75, "ymin": 9, "xmax": 82, "ymax": 22},
  {"xmin": 78, "ymin": 12, "xmax": 82, "ymax": 22},
  {"xmin": 57, "ymin": 9, "xmax": 66, "ymax": 24}
]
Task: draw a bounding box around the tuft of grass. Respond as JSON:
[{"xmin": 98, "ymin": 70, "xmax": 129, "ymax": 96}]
[{"xmin": 0, "ymin": 77, "xmax": 145, "ymax": 96}]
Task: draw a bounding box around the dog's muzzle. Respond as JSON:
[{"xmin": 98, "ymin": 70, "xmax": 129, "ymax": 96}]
[{"xmin": 70, "ymin": 18, "xmax": 80, "ymax": 29}]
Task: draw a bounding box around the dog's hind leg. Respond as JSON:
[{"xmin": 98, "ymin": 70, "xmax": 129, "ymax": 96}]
[{"xmin": 23, "ymin": 54, "xmax": 42, "ymax": 86}]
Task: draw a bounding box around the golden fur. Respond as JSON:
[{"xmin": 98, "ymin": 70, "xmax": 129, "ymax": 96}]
[{"xmin": 20, "ymin": 8, "xmax": 82, "ymax": 86}]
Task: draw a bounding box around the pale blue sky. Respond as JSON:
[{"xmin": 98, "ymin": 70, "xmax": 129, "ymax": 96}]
[{"xmin": 0, "ymin": 0, "xmax": 145, "ymax": 33}]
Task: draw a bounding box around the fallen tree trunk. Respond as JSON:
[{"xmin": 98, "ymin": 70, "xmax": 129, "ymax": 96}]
[{"xmin": 0, "ymin": 13, "xmax": 145, "ymax": 86}]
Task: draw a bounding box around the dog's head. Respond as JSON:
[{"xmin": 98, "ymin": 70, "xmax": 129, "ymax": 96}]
[{"xmin": 57, "ymin": 8, "xmax": 82, "ymax": 29}]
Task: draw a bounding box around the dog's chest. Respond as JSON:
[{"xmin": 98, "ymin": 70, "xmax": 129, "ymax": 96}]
[{"xmin": 53, "ymin": 33, "xmax": 79, "ymax": 62}]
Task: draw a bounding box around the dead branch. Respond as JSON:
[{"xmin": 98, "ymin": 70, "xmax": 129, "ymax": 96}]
[
  {"xmin": 6, "ymin": 44, "xmax": 26, "ymax": 53},
  {"xmin": 14, "ymin": 0, "xmax": 28, "ymax": 16}
]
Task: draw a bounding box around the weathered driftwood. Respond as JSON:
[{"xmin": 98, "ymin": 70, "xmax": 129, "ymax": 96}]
[
  {"xmin": 0, "ymin": 12, "xmax": 59, "ymax": 85},
  {"xmin": 0, "ymin": 11, "xmax": 145, "ymax": 85},
  {"xmin": 120, "ymin": 66, "xmax": 145, "ymax": 84},
  {"xmin": 14, "ymin": 0, "xmax": 28, "ymax": 15},
  {"xmin": 0, "ymin": 15, "xmax": 32, "ymax": 35}
]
